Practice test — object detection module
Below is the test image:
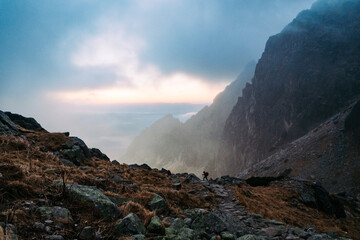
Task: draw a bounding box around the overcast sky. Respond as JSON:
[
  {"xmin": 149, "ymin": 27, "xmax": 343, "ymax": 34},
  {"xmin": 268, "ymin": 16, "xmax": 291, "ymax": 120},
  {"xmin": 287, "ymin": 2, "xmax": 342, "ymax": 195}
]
[{"xmin": 0, "ymin": 0, "xmax": 315, "ymax": 161}]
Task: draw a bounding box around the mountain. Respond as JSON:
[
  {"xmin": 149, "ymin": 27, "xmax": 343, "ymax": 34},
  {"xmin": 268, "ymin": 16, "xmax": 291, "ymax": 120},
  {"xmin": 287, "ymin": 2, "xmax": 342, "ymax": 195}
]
[
  {"xmin": 1, "ymin": 110, "xmax": 359, "ymax": 239},
  {"xmin": 122, "ymin": 62, "xmax": 255, "ymax": 175},
  {"xmin": 214, "ymin": 0, "xmax": 360, "ymax": 192},
  {"xmin": 238, "ymin": 98, "xmax": 360, "ymax": 194}
]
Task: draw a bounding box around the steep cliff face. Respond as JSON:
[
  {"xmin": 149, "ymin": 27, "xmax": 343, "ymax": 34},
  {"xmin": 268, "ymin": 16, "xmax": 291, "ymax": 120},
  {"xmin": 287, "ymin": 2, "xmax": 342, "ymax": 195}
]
[
  {"xmin": 237, "ymin": 98, "xmax": 360, "ymax": 194},
  {"xmin": 218, "ymin": 0, "xmax": 360, "ymax": 176},
  {"xmin": 122, "ymin": 63, "xmax": 255, "ymax": 175}
]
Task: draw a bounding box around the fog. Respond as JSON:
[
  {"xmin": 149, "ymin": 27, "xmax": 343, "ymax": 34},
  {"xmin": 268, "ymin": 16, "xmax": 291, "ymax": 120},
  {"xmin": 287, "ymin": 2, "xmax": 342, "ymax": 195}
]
[{"xmin": 0, "ymin": 0, "xmax": 315, "ymax": 164}]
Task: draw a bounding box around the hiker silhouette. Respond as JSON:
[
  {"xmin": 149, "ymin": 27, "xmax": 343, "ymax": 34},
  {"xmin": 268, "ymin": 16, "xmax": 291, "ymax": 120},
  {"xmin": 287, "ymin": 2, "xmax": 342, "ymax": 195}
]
[{"xmin": 202, "ymin": 171, "xmax": 209, "ymax": 181}]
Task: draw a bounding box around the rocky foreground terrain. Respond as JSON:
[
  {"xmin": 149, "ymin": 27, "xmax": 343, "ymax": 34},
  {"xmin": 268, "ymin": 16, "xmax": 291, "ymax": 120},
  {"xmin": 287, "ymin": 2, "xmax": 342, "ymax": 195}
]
[{"xmin": 1, "ymin": 111, "xmax": 360, "ymax": 239}]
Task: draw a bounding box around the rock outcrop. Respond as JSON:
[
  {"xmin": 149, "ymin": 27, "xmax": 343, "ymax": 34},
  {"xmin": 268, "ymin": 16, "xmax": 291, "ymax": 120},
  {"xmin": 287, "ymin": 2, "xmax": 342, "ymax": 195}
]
[
  {"xmin": 216, "ymin": 0, "xmax": 360, "ymax": 179},
  {"xmin": 5, "ymin": 112, "xmax": 45, "ymax": 131},
  {"xmin": 0, "ymin": 110, "xmax": 19, "ymax": 135}
]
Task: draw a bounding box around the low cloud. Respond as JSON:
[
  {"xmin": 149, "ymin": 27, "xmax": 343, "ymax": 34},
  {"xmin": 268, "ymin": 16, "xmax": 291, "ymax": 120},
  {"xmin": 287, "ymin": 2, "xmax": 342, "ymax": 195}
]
[{"xmin": 52, "ymin": 24, "xmax": 228, "ymax": 104}]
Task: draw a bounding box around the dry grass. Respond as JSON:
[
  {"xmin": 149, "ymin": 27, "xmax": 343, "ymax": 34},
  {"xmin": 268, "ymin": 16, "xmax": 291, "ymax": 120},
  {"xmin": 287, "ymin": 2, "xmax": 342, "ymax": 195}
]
[
  {"xmin": 233, "ymin": 184, "xmax": 360, "ymax": 239},
  {"xmin": 0, "ymin": 132, "xmax": 216, "ymax": 239},
  {"xmin": 120, "ymin": 201, "xmax": 155, "ymax": 226}
]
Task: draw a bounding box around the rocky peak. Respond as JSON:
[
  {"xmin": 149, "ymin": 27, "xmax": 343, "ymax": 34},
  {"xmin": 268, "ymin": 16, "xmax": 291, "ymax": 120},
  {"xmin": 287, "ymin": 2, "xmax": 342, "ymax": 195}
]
[{"xmin": 217, "ymin": 0, "xmax": 360, "ymax": 176}]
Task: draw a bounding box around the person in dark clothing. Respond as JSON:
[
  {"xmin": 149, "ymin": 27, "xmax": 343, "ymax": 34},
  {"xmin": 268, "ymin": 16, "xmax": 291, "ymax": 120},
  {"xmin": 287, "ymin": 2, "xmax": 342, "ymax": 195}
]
[{"xmin": 202, "ymin": 171, "xmax": 209, "ymax": 181}]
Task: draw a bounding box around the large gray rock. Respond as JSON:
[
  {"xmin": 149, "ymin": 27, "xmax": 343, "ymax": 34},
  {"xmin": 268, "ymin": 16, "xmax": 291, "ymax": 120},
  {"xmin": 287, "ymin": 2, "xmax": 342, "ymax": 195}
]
[
  {"xmin": 191, "ymin": 210, "xmax": 247, "ymax": 236},
  {"xmin": 191, "ymin": 211, "xmax": 226, "ymax": 234},
  {"xmin": 221, "ymin": 231, "xmax": 235, "ymax": 240},
  {"xmin": 114, "ymin": 213, "xmax": 146, "ymax": 237},
  {"xmin": 147, "ymin": 216, "xmax": 164, "ymax": 234},
  {"xmin": 90, "ymin": 148, "xmax": 110, "ymax": 161},
  {"xmin": 165, "ymin": 218, "xmax": 197, "ymax": 240},
  {"xmin": 0, "ymin": 110, "xmax": 18, "ymax": 135},
  {"xmin": 70, "ymin": 137, "xmax": 91, "ymax": 158},
  {"xmin": 148, "ymin": 193, "xmax": 169, "ymax": 214},
  {"xmin": 61, "ymin": 137, "xmax": 91, "ymax": 165},
  {"xmin": 38, "ymin": 206, "xmax": 73, "ymax": 224},
  {"xmin": 5, "ymin": 112, "xmax": 44, "ymax": 131},
  {"xmin": 295, "ymin": 181, "xmax": 345, "ymax": 218},
  {"xmin": 79, "ymin": 226, "xmax": 95, "ymax": 240},
  {"xmin": 55, "ymin": 181, "xmax": 121, "ymax": 220},
  {"xmin": 183, "ymin": 208, "xmax": 208, "ymax": 220}
]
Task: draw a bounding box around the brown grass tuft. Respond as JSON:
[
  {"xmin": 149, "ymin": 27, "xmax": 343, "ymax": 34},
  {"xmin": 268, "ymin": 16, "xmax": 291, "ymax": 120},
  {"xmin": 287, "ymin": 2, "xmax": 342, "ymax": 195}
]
[
  {"xmin": 120, "ymin": 201, "xmax": 155, "ymax": 226},
  {"xmin": 233, "ymin": 184, "xmax": 360, "ymax": 239}
]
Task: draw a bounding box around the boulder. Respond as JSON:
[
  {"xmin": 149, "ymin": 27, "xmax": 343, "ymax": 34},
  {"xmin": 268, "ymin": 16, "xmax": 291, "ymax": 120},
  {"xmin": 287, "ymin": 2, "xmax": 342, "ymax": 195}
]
[
  {"xmin": 0, "ymin": 110, "xmax": 18, "ymax": 135},
  {"xmin": 79, "ymin": 226, "xmax": 95, "ymax": 240},
  {"xmin": 108, "ymin": 196, "xmax": 129, "ymax": 205},
  {"xmin": 70, "ymin": 137, "xmax": 91, "ymax": 158},
  {"xmin": 55, "ymin": 181, "xmax": 121, "ymax": 220},
  {"xmin": 147, "ymin": 216, "xmax": 164, "ymax": 234},
  {"xmin": 62, "ymin": 147, "xmax": 85, "ymax": 165},
  {"xmin": 38, "ymin": 206, "xmax": 73, "ymax": 224},
  {"xmin": 33, "ymin": 222, "xmax": 45, "ymax": 231},
  {"xmin": 129, "ymin": 163, "xmax": 152, "ymax": 170},
  {"xmin": 112, "ymin": 160, "xmax": 120, "ymax": 165},
  {"xmin": 148, "ymin": 193, "xmax": 169, "ymax": 214},
  {"xmin": 90, "ymin": 148, "xmax": 110, "ymax": 161},
  {"xmin": 5, "ymin": 112, "xmax": 44, "ymax": 131},
  {"xmin": 59, "ymin": 158, "xmax": 75, "ymax": 167},
  {"xmin": 183, "ymin": 208, "xmax": 208, "ymax": 220},
  {"xmin": 221, "ymin": 231, "xmax": 235, "ymax": 240},
  {"xmin": 259, "ymin": 226, "xmax": 284, "ymax": 238},
  {"xmin": 191, "ymin": 211, "xmax": 227, "ymax": 234},
  {"xmin": 114, "ymin": 213, "xmax": 146, "ymax": 237},
  {"xmin": 184, "ymin": 174, "xmax": 200, "ymax": 183},
  {"xmin": 60, "ymin": 137, "xmax": 91, "ymax": 165},
  {"xmin": 191, "ymin": 210, "xmax": 247, "ymax": 236},
  {"xmin": 178, "ymin": 227, "xmax": 195, "ymax": 239},
  {"xmin": 296, "ymin": 182, "xmax": 345, "ymax": 217}
]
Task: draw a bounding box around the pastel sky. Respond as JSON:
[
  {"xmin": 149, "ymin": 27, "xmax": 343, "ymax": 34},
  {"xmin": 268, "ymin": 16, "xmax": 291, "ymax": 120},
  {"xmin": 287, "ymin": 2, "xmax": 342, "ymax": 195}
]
[{"xmin": 0, "ymin": 0, "xmax": 315, "ymax": 161}]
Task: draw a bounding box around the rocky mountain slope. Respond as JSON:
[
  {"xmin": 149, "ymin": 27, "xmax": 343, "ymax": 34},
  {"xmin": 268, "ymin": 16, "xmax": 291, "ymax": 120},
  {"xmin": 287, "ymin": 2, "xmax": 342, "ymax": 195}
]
[
  {"xmin": 215, "ymin": 0, "xmax": 360, "ymax": 182},
  {"xmin": 237, "ymin": 98, "xmax": 360, "ymax": 194},
  {"xmin": 1, "ymin": 110, "xmax": 360, "ymax": 239},
  {"xmin": 123, "ymin": 62, "xmax": 255, "ymax": 175}
]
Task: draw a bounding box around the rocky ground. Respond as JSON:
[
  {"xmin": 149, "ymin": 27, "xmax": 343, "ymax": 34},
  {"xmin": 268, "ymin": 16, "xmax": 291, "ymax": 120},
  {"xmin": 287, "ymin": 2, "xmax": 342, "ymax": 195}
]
[{"xmin": 1, "ymin": 111, "xmax": 360, "ymax": 240}]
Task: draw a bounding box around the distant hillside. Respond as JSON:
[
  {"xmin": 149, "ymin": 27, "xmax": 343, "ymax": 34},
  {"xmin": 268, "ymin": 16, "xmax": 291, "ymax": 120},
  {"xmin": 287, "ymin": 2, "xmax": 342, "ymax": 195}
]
[{"xmin": 122, "ymin": 62, "xmax": 255, "ymax": 175}]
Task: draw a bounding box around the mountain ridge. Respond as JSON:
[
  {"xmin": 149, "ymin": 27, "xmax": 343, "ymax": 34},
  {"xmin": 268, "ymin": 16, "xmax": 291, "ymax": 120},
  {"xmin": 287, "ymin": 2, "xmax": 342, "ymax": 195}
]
[{"xmin": 216, "ymin": 0, "xmax": 360, "ymax": 182}]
